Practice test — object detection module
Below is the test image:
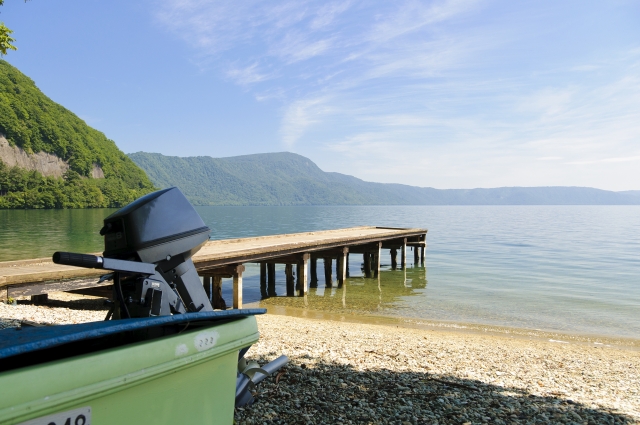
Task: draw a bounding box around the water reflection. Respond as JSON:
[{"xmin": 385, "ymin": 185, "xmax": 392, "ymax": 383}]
[{"xmin": 0, "ymin": 209, "xmax": 112, "ymax": 261}]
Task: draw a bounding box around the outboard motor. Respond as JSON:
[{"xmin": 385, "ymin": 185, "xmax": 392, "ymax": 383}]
[
  {"xmin": 50, "ymin": 187, "xmax": 290, "ymax": 407},
  {"xmin": 53, "ymin": 187, "xmax": 214, "ymax": 319}
]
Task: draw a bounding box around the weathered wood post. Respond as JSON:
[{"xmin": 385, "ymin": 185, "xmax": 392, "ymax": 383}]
[
  {"xmin": 285, "ymin": 264, "xmax": 295, "ymax": 296},
  {"xmin": 323, "ymin": 257, "xmax": 333, "ymax": 287},
  {"xmin": 390, "ymin": 248, "xmax": 398, "ymax": 270},
  {"xmin": 345, "ymin": 253, "xmax": 350, "ymax": 278},
  {"xmin": 267, "ymin": 263, "xmax": 276, "ymax": 296},
  {"xmin": 232, "ymin": 264, "xmax": 245, "ymax": 309},
  {"xmin": 414, "ymin": 245, "xmax": 419, "ymax": 263},
  {"xmin": 260, "ymin": 263, "xmax": 267, "ymax": 298},
  {"xmin": 373, "ymin": 242, "xmax": 381, "ymax": 278},
  {"xmin": 337, "ymin": 247, "xmax": 348, "ymax": 287},
  {"xmin": 296, "ymin": 253, "xmax": 309, "ymax": 296},
  {"xmin": 310, "ymin": 258, "xmax": 318, "ymax": 288},
  {"xmin": 363, "ymin": 252, "xmax": 371, "ymax": 278},
  {"xmin": 202, "ymin": 275, "xmax": 212, "ymax": 303},
  {"xmin": 212, "ymin": 276, "xmax": 226, "ymax": 310},
  {"xmin": 401, "ymin": 238, "xmax": 407, "ymax": 269}
]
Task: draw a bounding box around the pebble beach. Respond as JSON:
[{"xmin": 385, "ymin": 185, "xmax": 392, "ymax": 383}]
[{"xmin": 1, "ymin": 294, "xmax": 639, "ymax": 424}]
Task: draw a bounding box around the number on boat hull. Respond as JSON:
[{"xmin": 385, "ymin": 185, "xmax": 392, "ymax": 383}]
[{"xmin": 17, "ymin": 406, "xmax": 91, "ymax": 425}]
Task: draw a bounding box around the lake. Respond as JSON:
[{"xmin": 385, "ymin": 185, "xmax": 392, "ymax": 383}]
[{"xmin": 1, "ymin": 206, "xmax": 639, "ymax": 340}]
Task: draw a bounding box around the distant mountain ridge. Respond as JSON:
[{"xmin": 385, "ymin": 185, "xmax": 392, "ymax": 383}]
[{"xmin": 128, "ymin": 151, "xmax": 640, "ymax": 205}]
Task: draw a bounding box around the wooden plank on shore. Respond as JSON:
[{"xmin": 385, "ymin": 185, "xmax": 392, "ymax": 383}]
[{"xmin": 7, "ymin": 277, "xmax": 109, "ymax": 298}]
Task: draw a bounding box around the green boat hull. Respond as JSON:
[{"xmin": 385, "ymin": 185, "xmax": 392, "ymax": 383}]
[{"xmin": 0, "ymin": 316, "xmax": 259, "ymax": 425}]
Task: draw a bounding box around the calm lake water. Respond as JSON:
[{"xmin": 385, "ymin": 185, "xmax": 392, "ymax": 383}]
[{"xmin": 1, "ymin": 206, "xmax": 639, "ymax": 339}]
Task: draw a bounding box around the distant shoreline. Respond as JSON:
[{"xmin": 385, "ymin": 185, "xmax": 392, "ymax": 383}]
[{"xmin": 129, "ymin": 151, "xmax": 640, "ymax": 206}]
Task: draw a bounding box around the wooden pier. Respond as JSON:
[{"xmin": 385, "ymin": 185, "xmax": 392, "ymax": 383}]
[{"xmin": 0, "ymin": 226, "xmax": 427, "ymax": 309}]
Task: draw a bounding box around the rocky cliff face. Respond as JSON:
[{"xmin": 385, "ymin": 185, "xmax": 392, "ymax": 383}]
[{"xmin": 0, "ymin": 135, "xmax": 103, "ymax": 178}]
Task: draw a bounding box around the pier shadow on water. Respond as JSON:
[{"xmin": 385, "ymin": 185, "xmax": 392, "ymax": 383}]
[{"xmin": 235, "ymin": 357, "xmax": 635, "ymax": 425}]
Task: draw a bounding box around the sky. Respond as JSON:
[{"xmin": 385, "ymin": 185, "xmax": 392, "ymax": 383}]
[{"xmin": 1, "ymin": 0, "xmax": 639, "ymax": 190}]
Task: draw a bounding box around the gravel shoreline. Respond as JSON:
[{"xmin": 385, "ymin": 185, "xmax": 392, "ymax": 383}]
[
  {"xmin": 239, "ymin": 314, "xmax": 639, "ymax": 424},
  {"xmin": 1, "ymin": 295, "xmax": 638, "ymax": 424}
]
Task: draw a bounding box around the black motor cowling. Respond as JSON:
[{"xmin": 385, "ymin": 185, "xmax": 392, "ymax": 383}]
[
  {"xmin": 100, "ymin": 187, "xmax": 210, "ymax": 263},
  {"xmin": 54, "ymin": 187, "xmax": 214, "ymax": 318}
]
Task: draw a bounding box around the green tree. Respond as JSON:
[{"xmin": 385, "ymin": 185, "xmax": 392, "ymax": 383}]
[
  {"xmin": 0, "ymin": 1, "xmax": 18, "ymax": 56},
  {"xmin": 0, "ymin": 22, "xmax": 16, "ymax": 55}
]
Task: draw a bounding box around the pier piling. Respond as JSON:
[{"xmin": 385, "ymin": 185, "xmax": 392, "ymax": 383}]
[
  {"xmin": 203, "ymin": 276, "xmax": 212, "ymax": 302},
  {"xmin": 259, "ymin": 263, "xmax": 267, "ymax": 298},
  {"xmin": 363, "ymin": 253, "xmax": 372, "ymax": 278},
  {"xmin": 323, "ymin": 258, "xmax": 333, "ymax": 287},
  {"xmin": 213, "ymin": 276, "xmax": 225, "ymax": 310},
  {"xmin": 285, "ymin": 264, "xmax": 295, "ymax": 296},
  {"xmin": 267, "ymin": 263, "xmax": 276, "ymax": 297},
  {"xmin": 232, "ymin": 265, "xmax": 244, "ymax": 309},
  {"xmin": 346, "ymin": 253, "xmax": 350, "ymax": 278},
  {"xmin": 391, "ymin": 248, "xmax": 398, "ymax": 270},
  {"xmin": 296, "ymin": 254, "xmax": 309, "ymax": 296},
  {"xmin": 337, "ymin": 248, "xmax": 348, "ymax": 287},
  {"xmin": 401, "ymin": 238, "xmax": 407, "ymax": 269},
  {"xmin": 374, "ymin": 242, "xmax": 381, "ymax": 278}
]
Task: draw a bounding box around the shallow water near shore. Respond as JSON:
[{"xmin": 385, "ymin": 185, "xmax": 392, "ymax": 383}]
[{"xmin": 1, "ymin": 205, "xmax": 639, "ymax": 340}]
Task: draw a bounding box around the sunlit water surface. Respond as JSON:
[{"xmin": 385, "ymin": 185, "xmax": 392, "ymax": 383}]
[{"xmin": 1, "ymin": 206, "xmax": 638, "ymax": 339}]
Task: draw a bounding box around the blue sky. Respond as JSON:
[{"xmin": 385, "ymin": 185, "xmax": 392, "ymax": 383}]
[{"xmin": 2, "ymin": 0, "xmax": 639, "ymax": 190}]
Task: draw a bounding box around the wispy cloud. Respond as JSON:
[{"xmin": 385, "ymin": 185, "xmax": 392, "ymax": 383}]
[
  {"xmin": 226, "ymin": 62, "xmax": 274, "ymax": 85},
  {"xmin": 568, "ymin": 155, "xmax": 640, "ymax": 165},
  {"xmin": 280, "ymin": 97, "xmax": 332, "ymax": 147},
  {"xmin": 154, "ymin": 0, "xmax": 640, "ymax": 189}
]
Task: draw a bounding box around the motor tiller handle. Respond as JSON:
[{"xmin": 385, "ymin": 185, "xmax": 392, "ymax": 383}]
[{"xmin": 53, "ymin": 251, "xmax": 103, "ymax": 269}]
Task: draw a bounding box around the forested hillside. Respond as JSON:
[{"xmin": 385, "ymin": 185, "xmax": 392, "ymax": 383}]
[
  {"xmin": 129, "ymin": 152, "xmax": 640, "ymax": 205},
  {"xmin": 0, "ymin": 60, "xmax": 155, "ymax": 208},
  {"xmin": 129, "ymin": 151, "xmax": 377, "ymax": 205}
]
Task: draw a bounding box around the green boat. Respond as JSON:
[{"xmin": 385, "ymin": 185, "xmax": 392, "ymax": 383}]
[{"xmin": 0, "ymin": 310, "xmax": 264, "ymax": 425}]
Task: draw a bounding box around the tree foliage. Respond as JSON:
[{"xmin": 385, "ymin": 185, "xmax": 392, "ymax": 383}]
[
  {"xmin": 0, "ymin": 161, "xmax": 147, "ymax": 209},
  {"xmin": 0, "ymin": 1, "xmax": 18, "ymax": 56},
  {"xmin": 0, "ymin": 60, "xmax": 156, "ymax": 209},
  {"xmin": 0, "ymin": 22, "xmax": 16, "ymax": 56}
]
